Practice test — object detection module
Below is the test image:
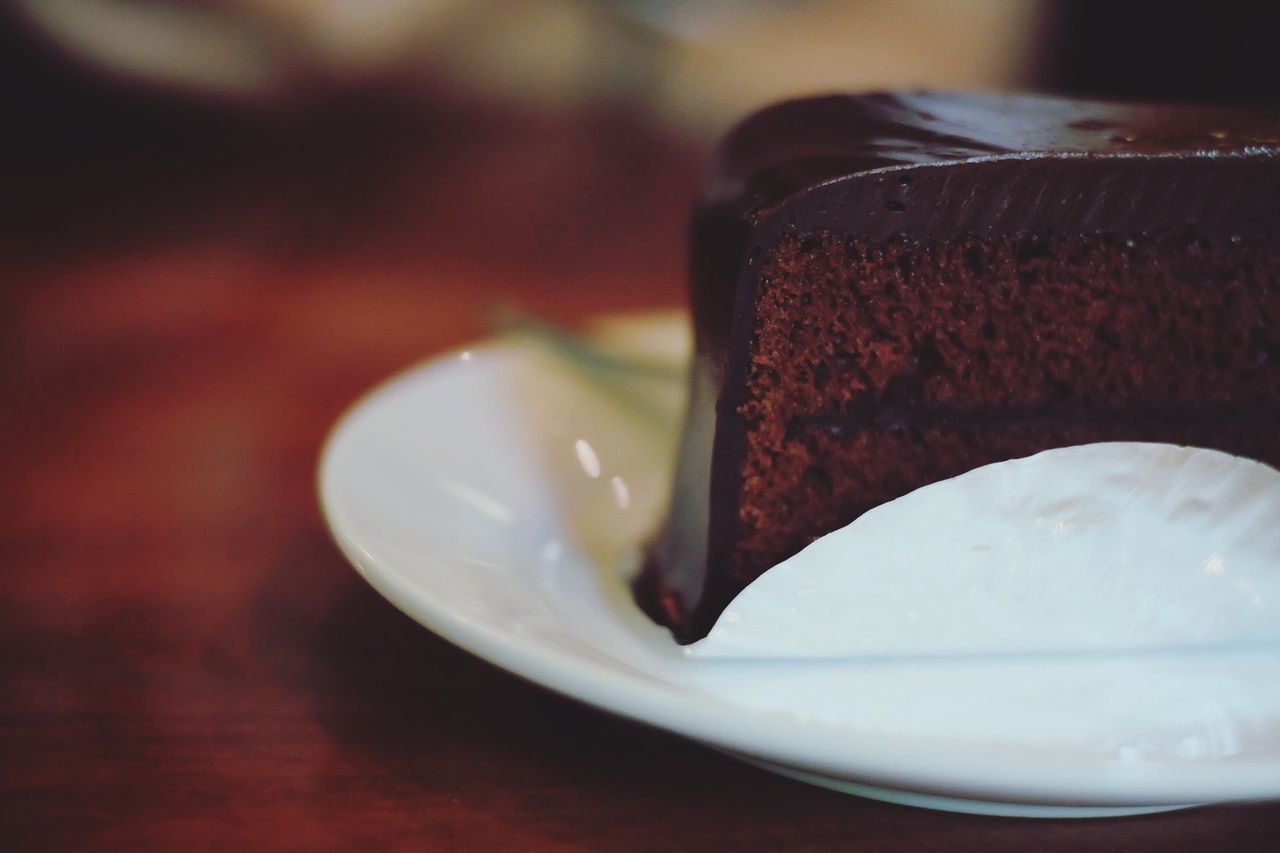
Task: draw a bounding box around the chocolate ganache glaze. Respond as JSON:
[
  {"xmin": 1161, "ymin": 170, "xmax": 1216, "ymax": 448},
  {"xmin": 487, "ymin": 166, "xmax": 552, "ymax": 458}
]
[{"xmin": 638, "ymin": 92, "xmax": 1280, "ymax": 643}]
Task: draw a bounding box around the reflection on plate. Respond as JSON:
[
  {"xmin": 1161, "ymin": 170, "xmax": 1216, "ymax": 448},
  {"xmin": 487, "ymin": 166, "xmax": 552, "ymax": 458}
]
[{"xmin": 319, "ymin": 312, "xmax": 1280, "ymax": 817}]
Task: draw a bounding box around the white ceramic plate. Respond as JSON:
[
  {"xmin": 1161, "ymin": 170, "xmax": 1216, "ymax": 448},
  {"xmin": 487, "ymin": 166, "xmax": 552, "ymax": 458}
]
[{"xmin": 319, "ymin": 312, "xmax": 1280, "ymax": 818}]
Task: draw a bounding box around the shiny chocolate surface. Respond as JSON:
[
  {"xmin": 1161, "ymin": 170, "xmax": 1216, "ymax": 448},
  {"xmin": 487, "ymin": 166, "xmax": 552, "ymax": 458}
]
[{"xmin": 639, "ymin": 92, "xmax": 1280, "ymax": 642}]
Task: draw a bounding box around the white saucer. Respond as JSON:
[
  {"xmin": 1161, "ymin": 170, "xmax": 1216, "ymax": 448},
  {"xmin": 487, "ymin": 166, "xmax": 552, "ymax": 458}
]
[{"xmin": 318, "ymin": 313, "xmax": 1280, "ymax": 818}]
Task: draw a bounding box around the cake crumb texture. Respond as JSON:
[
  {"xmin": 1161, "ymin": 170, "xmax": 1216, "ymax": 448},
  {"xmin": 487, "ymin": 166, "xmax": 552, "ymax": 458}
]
[{"xmin": 734, "ymin": 229, "xmax": 1280, "ymax": 586}]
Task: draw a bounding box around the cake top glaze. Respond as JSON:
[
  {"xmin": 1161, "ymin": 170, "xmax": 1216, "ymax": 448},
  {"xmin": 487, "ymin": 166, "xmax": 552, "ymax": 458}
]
[
  {"xmin": 689, "ymin": 93, "xmax": 1280, "ymax": 370},
  {"xmin": 705, "ymin": 92, "xmax": 1280, "ymax": 222}
]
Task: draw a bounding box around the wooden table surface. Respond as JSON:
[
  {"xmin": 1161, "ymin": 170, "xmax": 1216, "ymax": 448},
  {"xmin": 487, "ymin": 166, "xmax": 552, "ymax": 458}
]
[{"xmin": 4, "ymin": 89, "xmax": 1279, "ymax": 851}]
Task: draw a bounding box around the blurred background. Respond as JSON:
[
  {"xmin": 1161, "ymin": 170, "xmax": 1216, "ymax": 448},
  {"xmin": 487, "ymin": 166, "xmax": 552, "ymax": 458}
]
[
  {"xmin": 5, "ymin": 1, "xmax": 1280, "ymax": 287},
  {"xmin": 5, "ymin": 1, "xmax": 1280, "ymax": 312}
]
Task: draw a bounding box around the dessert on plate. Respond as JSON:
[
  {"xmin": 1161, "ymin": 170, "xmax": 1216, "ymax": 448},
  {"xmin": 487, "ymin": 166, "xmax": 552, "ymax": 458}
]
[{"xmin": 636, "ymin": 92, "xmax": 1280, "ymax": 643}]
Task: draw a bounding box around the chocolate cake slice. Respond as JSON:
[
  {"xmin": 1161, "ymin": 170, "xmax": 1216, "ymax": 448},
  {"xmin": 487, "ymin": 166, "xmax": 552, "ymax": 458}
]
[{"xmin": 637, "ymin": 92, "xmax": 1280, "ymax": 643}]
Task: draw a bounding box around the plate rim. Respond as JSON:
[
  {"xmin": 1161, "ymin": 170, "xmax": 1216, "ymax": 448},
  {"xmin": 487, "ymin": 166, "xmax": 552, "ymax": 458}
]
[{"xmin": 318, "ymin": 327, "xmax": 1280, "ymax": 808}]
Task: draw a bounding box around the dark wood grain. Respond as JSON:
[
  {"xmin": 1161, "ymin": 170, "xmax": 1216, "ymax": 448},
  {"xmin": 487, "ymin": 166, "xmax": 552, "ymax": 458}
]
[{"xmin": 3, "ymin": 88, "xmax": 1279, "ymax": 851}]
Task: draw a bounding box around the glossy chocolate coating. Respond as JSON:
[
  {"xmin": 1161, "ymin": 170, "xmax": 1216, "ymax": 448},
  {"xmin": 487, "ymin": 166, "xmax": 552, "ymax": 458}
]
[
  {"xmin": 696, "ymin": 92, "xmax": 1280, "ymax": 374},
  {"xmin": 640, "ymin": 92, "xmax": 1280, "ymax": 642}
]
